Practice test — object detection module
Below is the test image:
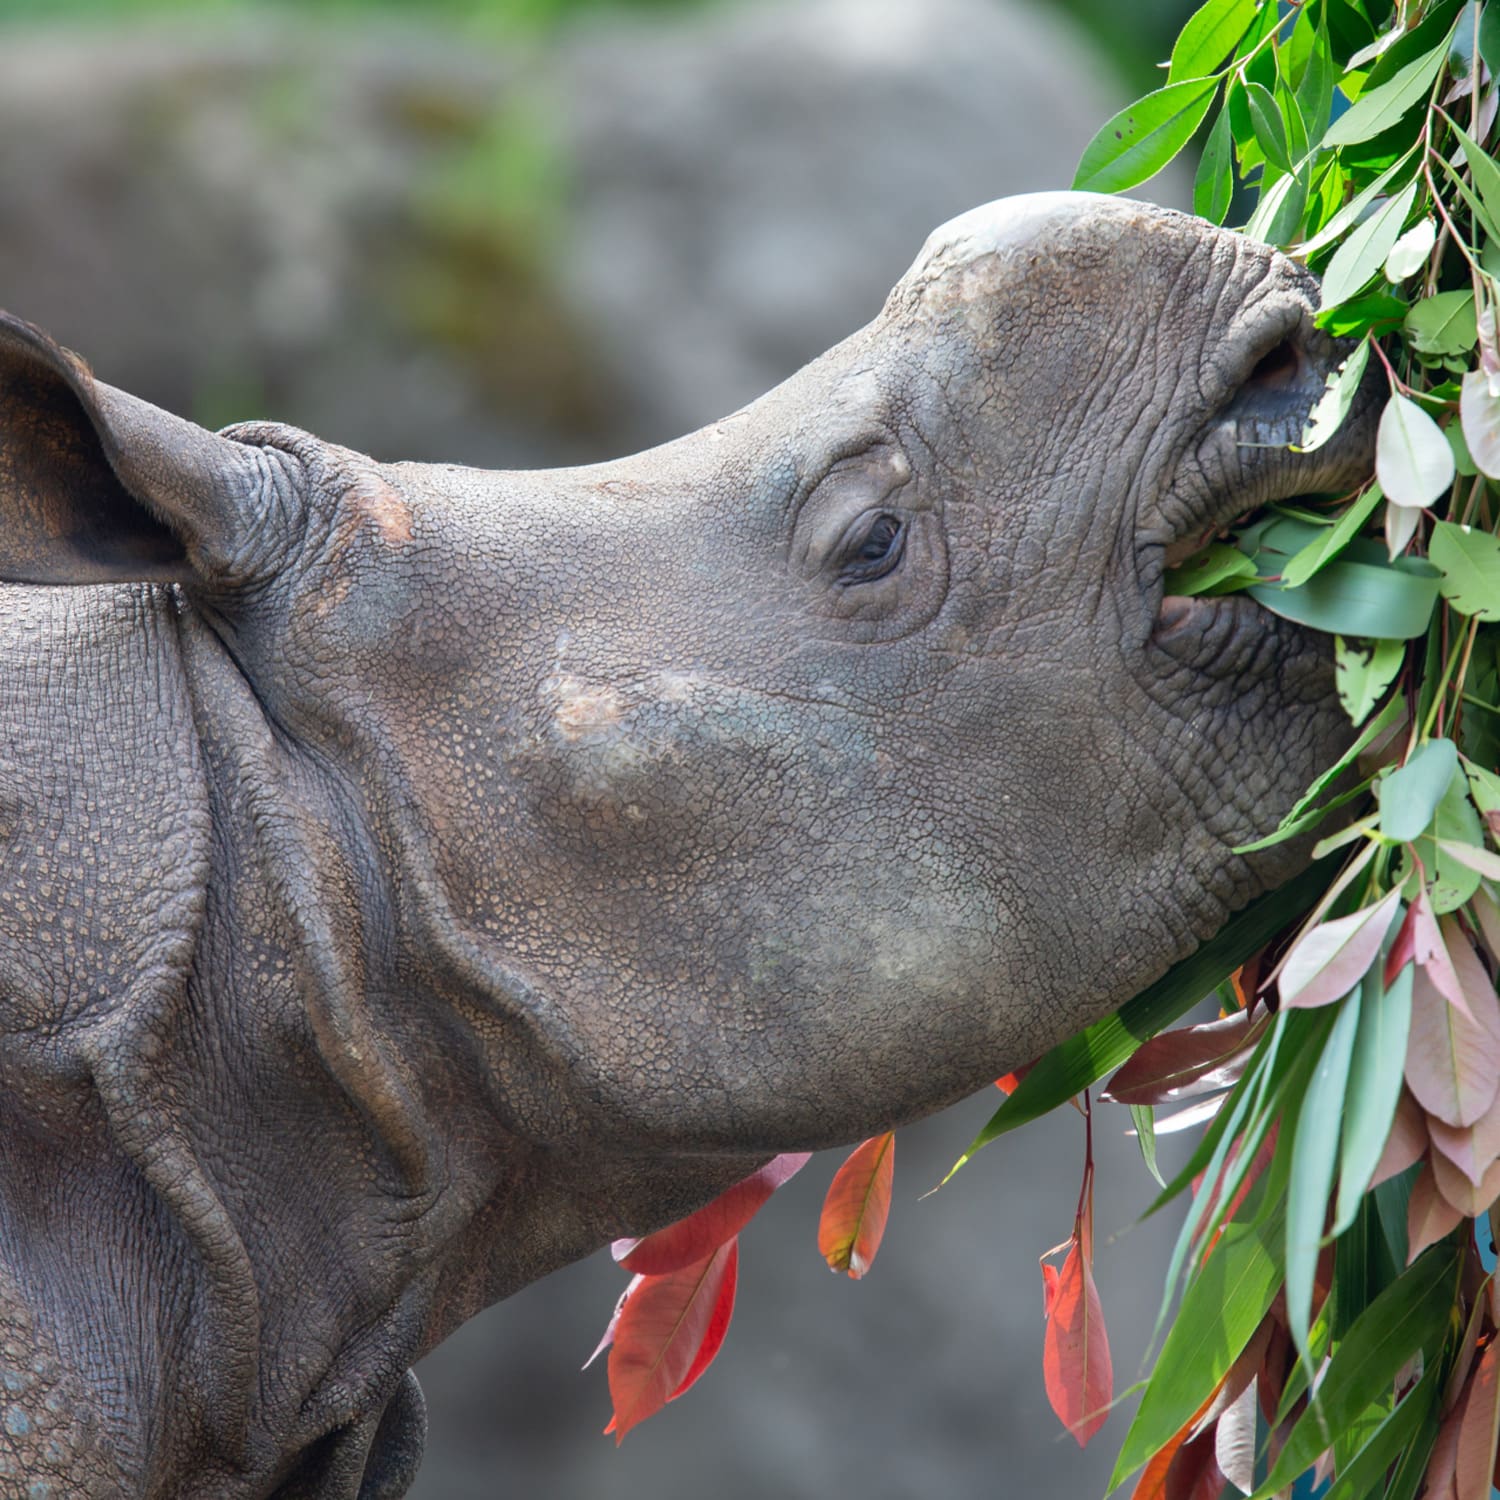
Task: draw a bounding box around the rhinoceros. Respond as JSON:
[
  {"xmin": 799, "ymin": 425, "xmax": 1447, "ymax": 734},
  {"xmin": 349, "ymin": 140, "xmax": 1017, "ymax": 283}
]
[{"xmin": 0, "ymin": 193, "xmax": 1374, "ymax": 1498}]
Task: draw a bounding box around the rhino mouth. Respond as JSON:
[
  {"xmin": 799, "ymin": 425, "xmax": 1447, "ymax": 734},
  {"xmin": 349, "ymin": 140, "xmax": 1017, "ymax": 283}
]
[{"xmin": 1145, "ymin": 296, "xmax": 1379, "ymax": 667}]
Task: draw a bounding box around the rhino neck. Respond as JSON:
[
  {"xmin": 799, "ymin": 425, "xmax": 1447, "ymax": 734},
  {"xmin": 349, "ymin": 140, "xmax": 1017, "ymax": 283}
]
[{"xmin": 168, "ymin": 602, "xmax": 757, "ymax": 1485}]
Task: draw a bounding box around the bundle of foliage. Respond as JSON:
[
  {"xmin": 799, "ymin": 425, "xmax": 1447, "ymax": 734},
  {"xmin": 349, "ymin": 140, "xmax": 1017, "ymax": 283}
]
[{"xmin": 588, "ymin": 2, "xmax": 1500, "ymax": 1494}]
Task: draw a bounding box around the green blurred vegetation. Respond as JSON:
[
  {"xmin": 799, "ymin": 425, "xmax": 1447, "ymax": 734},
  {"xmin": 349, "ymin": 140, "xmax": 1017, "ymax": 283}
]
[{"xmin": 0, "ymin": 0, "xmax": 1188, "ymax": 91}]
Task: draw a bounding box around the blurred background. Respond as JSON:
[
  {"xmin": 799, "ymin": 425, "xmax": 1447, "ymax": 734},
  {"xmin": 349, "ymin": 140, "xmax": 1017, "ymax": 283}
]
[{"xmin": 0, "ymin": 0, "xmax": 1206, "ymax": 1494}]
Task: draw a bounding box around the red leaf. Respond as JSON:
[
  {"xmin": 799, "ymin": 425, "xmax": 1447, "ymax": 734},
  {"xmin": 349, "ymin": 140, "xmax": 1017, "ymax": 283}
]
[
  {"xmin": 615, "ymin": 1153, "xmax": 810, "ymax": 1275},
  {"xmin": 1279, "ymin": 887, "xmax": 1402, "ymax": 1008},
  {"xmin": 1131, "ymin": 1391, "xmax": 1225, "ymax": 1500},
  {"xmin": 1458, "ymin": 1343, "xmax": 1500, "ymax": 1500},
  {"xmin": 1164, "ymin": 1426, "xmax": 1228, "ymax": 1500},
  {"xmin": 995, "ymin": 1062, "xmax": 1035, "ymax": 1095},
  {"xmin": 1407, "ymin": 1159, "xmax": 1466, "ymax": 1262},
  {"xmin": 1043, "ymin": 1239, "xmax": 1113, "ymax": 1447},
  {"xmin": 606, "ymin": 1240, "xmax": 739, "ymax": 1442},
  {"xmin": 1102, "ymin": 1011, "xmax": 1267, "ymax": 1106},
  {"xmin": 1406, "ymin": 964, "xmax": 1500, "ymax": 1127},
  {"xmin": 818, "ymin": 1133, "xmax": 895, "ymax": 1280},
  {"xmin": 1041, "ymin": 1262, "xmax": 1061, "ymax": 1319},
  {"xmin": 1386, "ymin": 899, "xmax": 1418, "ymax": 987}
]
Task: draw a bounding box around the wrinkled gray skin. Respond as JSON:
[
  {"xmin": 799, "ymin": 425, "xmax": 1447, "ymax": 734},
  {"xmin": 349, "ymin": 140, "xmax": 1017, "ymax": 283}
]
[{"xmin": 0, "ymin": 194, "xmax": 1375, "ymax": 1498}]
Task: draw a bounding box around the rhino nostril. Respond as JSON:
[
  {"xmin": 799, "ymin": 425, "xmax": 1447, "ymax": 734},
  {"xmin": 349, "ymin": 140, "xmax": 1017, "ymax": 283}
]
[{"xmin": 1246, "ymin": 337, "xmax": 1301, "ymax": 392}]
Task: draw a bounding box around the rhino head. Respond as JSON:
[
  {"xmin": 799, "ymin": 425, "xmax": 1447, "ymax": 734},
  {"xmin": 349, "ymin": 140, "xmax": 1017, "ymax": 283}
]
[{"xmin": 0, "ymin": 193, "xmax": 1374, "ymax": 1497}]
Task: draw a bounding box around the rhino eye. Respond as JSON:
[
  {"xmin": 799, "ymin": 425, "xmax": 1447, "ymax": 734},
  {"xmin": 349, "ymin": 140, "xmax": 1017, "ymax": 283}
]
[{"xmin": 839, "ymin": 513, "xmax": 907, "ymax": 583}]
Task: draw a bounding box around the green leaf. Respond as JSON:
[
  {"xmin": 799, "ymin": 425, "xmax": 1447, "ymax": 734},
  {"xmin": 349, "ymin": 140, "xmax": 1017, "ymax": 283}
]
[
  {"xmin": 1296, "ymin": 6, "xmax": 1337, "ymax": 134},
  {"xmin": 1446, "ymin": 114, "xmax": 1500, "ymax": 250},
  {"xmin": 1073, "ymin": 77, "xmax": 1220, "ymax": 195},
  {"xmin": 1319, "ymin": 180, "xmax": 1419, "ymax": 310},
  {"xmin": 1246, "ymin": 556, "xmax": 1441, "ymax": 640},
  {"xmin": 1320, "ymin": 1360, "xmax": 1441, "ymax": 1500},
  {"xmin": 1111, "ymin": 1208, "xmax": 1286, "ymax": 1490},
  {"xmin": 1128, "ymin": 1102, "xmax": 1166, "ymax": 1189},
  {"xmin": 1335, "ymin": 634, "xmax": 1406, "ymax": 726},
  {"xmin": 1333, "ymin": 960, "xmax": 1414, "ymax": 1234},
  {"xmin": 1168, "ymin": 0, "xmax": 1260, "ymax": 84},
  {"xmin": 943, "ymin": 860, "xmax": 1336, "ymax": 1165},
  {"xmin": 1316, "ymin": 290, "xmax": 1410, "ymax": 338},
  {"xmin": 1431, "ymin": 147, "xmax": 1500, "ymax": 246},
  {"xmin": 1244, "ymin": 80, "xmax": 1292, "ymax": 172},
  {"xmin": 1193, "ymin": 104, "xmax": 1235, "ymax": 225},
  {"xmin": 1399, "ymin": 764, "xmax": 1486, "ymax": 913},
  {"xmin": 1378, "ymin": 736, "xmax": 1460, "ymax": 841},
  {"xmin": 1429, "ymin": 519, "xmax": 1500, "ymax": 621},
  {"xmin": 1301, "ymin": 147, "xmax": 1419, "ymax": 258},
  {"xmin": 1252, "ymin": 1246, "xmax": 1458, "ymax": 1498},
  {"xmin": 1246, "ymin": 170, "xmax": 1308, "ymax": 247},
  {"xmin": 1404, "ymin": 290, "xmax": 1478, "ymax": 358},
  {"xmin": 1376, "ymin": 391, "xmax": 1458, "ymax": 507},
  {"xmin": 1163, "ymin": 542, "xmax": 1258, "ymax": 597},
  {"xmin": 1482, "ymin": 0, "xmax": 1500, "ymax": 78},
  {"xmin": 1278, "ymin": 481, "xmax": 1384, "ymax": 585},
  {"xmin": 1297, "ymin": 339, "xmax": 1372, "ymax": 454},
  {"xmin": 1285, "ymin": 987, "xmax": 1362, "ymax": 1362},
  {"xmin": 1321, "ymin": 29, "xmax": 1454, "ymax": 147}
]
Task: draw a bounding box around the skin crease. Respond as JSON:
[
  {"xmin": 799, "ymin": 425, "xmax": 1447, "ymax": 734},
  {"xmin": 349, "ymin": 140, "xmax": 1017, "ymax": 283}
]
[{"xmin": 0, "ymin": 193, "xmax": 1379, "ymax": 1497}]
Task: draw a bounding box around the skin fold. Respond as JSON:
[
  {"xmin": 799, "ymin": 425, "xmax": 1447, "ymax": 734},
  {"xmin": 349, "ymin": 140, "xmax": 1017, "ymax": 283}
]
[{"xmin": 0, "ymin": 193, "xmax": 1376, "ymax": 1497}]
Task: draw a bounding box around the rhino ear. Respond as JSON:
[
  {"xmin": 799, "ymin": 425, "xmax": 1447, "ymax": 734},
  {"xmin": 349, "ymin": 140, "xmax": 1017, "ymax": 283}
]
[{"xmin": 0, "ymin": 311, "xmax": 269, "ymax": 586}]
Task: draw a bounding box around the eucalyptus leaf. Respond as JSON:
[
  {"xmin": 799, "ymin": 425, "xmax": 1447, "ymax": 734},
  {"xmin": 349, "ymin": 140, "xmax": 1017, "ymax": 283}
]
[
  {"xmin": 1384, "ymin": 217, "xmax": 1436, "ymax": 281},
  {"xmin": 1251, "ymin": 1247, "xmax": 1458, "ymax": 1498},
  {"xmin": 1163, "ymin": 542, "xmax": 1257, "ymax": 597},
  {"xmin": 1404, "ymin": 289, "xmax": 1478, "ymax": 357},
  {"xmin": 1378, "ymin": 737, "xmax": 1460, "ymax": 842},
  {"xmin": 1429, "ymin": 519, "xmax": 1500, "ymax": 620},
  {"xmin": 1167, "ymin": 0, "xmax": 1260, "ymax": 85},
  {"xmin": 1193, "ymin": 104, "xmax": 1235, "ymax": 225},
  {"xmin": 1309, "ymin": 1360, "xmax": 1440, "ymax": 1500},
  {"xmin": 1246, "ymin": 557, "xmax": 1440, "ymax": 640},
  {"xmin": 1285, "ymin": 989, "xmax": 1362, "ymax": 1362},
  {"xmin": 1321, "ymin": 30, "xmax": 1454, "ymax": 147},
  {"xmin": 1460, "ymin": 368, "xmax": 1500, "ymax": 480},
  {"xmin": 1333, "ymin": 960, "xmax": 1414, "ymax": 1234},
  {"xmin": 1297, "ymin": 339, "xmax": 1372, "ymax": 454},
  {"xmin": 1300, "ymin": 148, "xmax": 1419, "ymax": 258},
  {"xmin": 1335, "ymin": 634, "xmax": 1405, "ymax": 726},
  {"xmin": 1446, "ymin": 114, "xmax": 1500, "ymax": 250},
  {"xmin": 1244, "ymin": 80, "xmax": 1292, "ymax": 172},
  {"xmin": 1376, "ymin": 392, "xmax": 1457, "ymax": 508},
  {"xmin": 1073, "ymin": 77, "xmax": 1220, "ymax": 194},
  {"xmin": 1319, "ymin": 180, "xmax": 1419, "ymax": 310},
  {"xmin": 1111, "ymin": 1208, "xmax": 1286, "ymax": 1490},
  {"xmin": 1279, "ymin": 482, "xmax": 1383, "ymax": 586}
]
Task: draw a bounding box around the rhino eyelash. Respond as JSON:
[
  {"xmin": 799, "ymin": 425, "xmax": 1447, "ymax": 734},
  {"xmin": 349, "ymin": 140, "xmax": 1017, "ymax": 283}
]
[{"xmin": 838, "ymin": 513, "xmax": 907, "ymax": 585}]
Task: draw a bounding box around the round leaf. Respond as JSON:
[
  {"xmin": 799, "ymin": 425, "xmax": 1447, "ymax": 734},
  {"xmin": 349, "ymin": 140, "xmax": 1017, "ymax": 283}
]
[{"xmin": 1376, "ymin": 392, "xmax": 1456, "ymax": 509}]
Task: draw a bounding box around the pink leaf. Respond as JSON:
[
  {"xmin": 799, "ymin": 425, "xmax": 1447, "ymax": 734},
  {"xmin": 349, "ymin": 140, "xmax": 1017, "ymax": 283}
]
[
  {"xmin": 1279, "ymin": 887, "xmax": 1402, "ymax": 1008},
  {"xmin": 1457, "ymin": 1341, "xmax": 1500, "ymax": 1500},
  {"xmin": 1429, "ymin": 1079, "xmax": 1500, "ymax": 1187},
  {"xmin": 1407, "ymin": 1160, "xmax": 1466, "ymax": 1262},
  {"xmin": 1415, "ymin": 891, "xmax": 1473, "ymax": 1020},
  {"xmin": 1406, "ymin": 966, "xmax": 1500, "ymax": 1127},
  {"xmin": 584, "ymin": 1273, "xmax": 645, "ymax": 1370},
  {"xmin": 615, "ymin": 1153, "xmax": 810, "ymax": 1275},
  {"xmin": 1371, "ymin": 1090, "xmax": 1429, "ymax": 1189},
  {"xmin": 1431, "ymin": 1147, "xmax": 1500, "ymax": 1219},
  {"xmin": 1043, "ymin": 1238, "xmax": 1113, "ymax": 1447}
]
